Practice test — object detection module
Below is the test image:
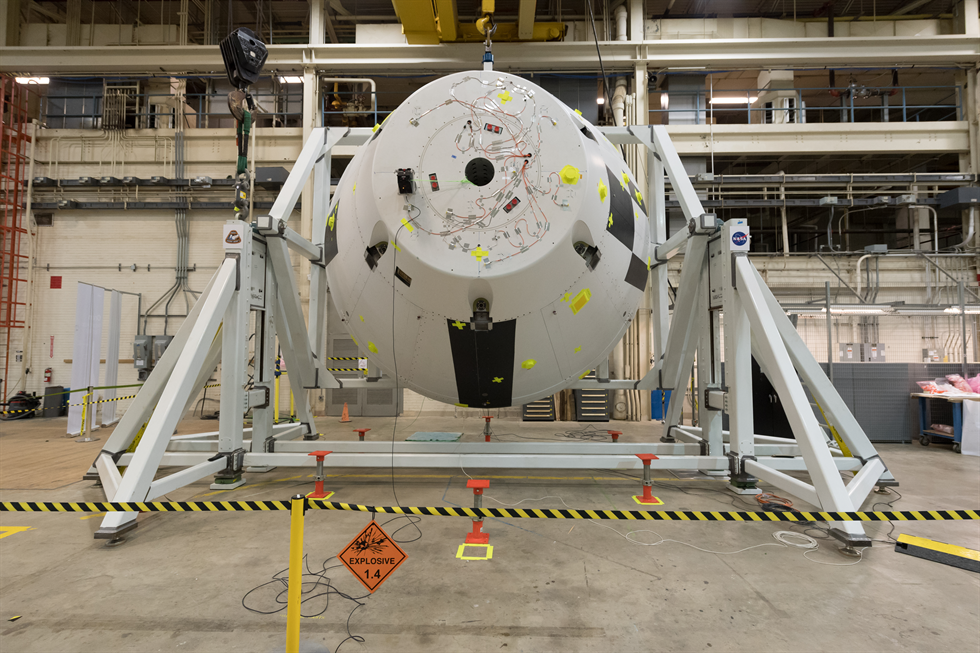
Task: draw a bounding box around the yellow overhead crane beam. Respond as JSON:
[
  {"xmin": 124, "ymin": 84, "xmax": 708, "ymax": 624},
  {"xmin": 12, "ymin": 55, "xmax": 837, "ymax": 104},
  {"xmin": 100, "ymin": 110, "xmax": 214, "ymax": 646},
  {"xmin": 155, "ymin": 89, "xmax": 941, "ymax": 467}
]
[{"xmin": 390, "ymin": 0, "xmax": 564, "ymax": 44}]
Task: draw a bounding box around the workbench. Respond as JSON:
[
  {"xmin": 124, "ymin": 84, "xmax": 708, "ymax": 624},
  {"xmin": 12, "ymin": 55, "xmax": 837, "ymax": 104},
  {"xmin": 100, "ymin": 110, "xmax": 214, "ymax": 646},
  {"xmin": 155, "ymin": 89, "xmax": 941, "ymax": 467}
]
[{"xmin": 911, "ymin": 393, "xmax": 980, "ymax": 453}]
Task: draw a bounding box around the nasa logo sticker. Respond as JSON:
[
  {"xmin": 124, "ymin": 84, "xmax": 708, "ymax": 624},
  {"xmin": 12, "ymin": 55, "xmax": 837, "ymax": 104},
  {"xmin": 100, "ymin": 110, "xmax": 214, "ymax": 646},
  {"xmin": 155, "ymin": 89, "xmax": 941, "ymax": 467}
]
[
  {"xmin": 732, "ymin": 231, "xmax": 748, "ymax": 247},
  {"xmin": 223, "ymin": 223, "xmax": 245, "ymax": 250}
]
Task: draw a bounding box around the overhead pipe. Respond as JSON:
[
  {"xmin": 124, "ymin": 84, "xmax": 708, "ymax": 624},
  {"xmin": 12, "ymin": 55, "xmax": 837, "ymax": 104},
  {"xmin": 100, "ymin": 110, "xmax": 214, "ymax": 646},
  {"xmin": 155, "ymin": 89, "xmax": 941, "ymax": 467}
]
[
  {"xmin": 952, "ymin": 206, "xmax": 976, "ymax": 251},
  {"xmin": 614, "ymin": 4, "xmax": 628, "ymax": 41},
  {"xmin": 320, "ymin": 77, "xmax": 378, "ymax": 122}
]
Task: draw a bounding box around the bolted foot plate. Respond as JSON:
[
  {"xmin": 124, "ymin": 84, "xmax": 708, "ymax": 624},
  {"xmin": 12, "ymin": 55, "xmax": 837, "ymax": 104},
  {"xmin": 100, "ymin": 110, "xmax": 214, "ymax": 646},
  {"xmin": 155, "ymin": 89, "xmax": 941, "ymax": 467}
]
[
  {"xmin": 829, "ymin": 527, "xmax": 872, "ymax": 549},
  {"xmin": 727, "ymin": 484, "xmax": 762, "ymax": 495},
  {"xmin": 94, "ymin": 520, "xmax": 138, "ymax": 540},
  {"xmin": 210, "ymin": 477, "xmax": 247, "ymax": 490}
]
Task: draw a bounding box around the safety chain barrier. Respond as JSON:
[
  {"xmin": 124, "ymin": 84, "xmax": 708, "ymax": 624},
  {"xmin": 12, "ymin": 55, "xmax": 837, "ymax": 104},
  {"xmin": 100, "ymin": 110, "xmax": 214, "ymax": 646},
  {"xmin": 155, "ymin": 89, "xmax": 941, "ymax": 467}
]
[
  {"xmin": 1, "ymin": 501, "xmax": 977, "ymax": 522},
  {"xmin": 1, "ymin": 383, "xmax": 221, "ymax": 415}
]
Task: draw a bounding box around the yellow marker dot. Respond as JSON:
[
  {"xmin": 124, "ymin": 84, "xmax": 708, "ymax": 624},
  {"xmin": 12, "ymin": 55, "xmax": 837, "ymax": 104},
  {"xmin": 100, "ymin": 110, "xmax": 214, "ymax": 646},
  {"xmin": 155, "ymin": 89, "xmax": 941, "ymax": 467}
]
[
  {"xmin": 608, "ymin": 213, "xmax": 613, "ymax": 228},
  {"xmin": 620, "ymin": 173, "xmax": 629, "ymax": 189},
  {"xmin": 521, "ymin": 359, "xmax": 537, "ymax": 370},
  {"xmin": 559, "ymin": 165, "xmax": 581, "ymax": 185},
  {"xmin": 471, "ymin": 246, "xmax": 488, "ymax": 258},
  {"xmin": 359, "ymin": 315, "xmax": 364, "ymax": 322},
  {"xmin": 328, "ymin": 213, "xmax": 335, "ymax": 231},
  {"xmin": 455, "ymin": 403, "xmax": 469, "ymax": 408},
  {"xmin": 351, "ymin": 337, "xmax": 358, "ymax": 346},
  {"xmin": 635, "ymin": 189, "xmax": 643, "ymax": 204},
  {"xmin": 353, "ymin": 183, "xmax": 356, "ymax": 194},
  {"xmin": 597, "ymin": 179, "xmax": 608, "ymax": 202},
  {"xmin": 561, "ymin": 292, "xmax": 571, "ymax": 302},
  {"xmin": 372, "ymin": 123, "xmax": 380, "ymax": 132},
  {"xmin": 574, "ymin": 109, "xmax": 583, "ymax": 116},
  {"xmin": 492, "ymin": 377, "xmax": 504, "ymax": 383},
  {"xmin": 635, "ymin": 210, "xmax": 639, "ymax": 221},
  {"xmin": 498, "ymin": 90, "xmax": 513, "ymax": 104},
  {"xmin": 452, "ymin": 320, "xmax": 467, "ymax": 329},
  {"xmin": 569, "ymin": 288, "xmax": 592, "ymax": 315},
  {"xmin": 400, "ymin": 218, "xmax": 414, "ymax": 233},
  {"xmin": 368, "ymin": 342, "xmax": 378, "ymax": 354},
  {"xmin": 647, "ymin": 256, "xmax": 652, "ymax": 270},
  {"xmin": 574, "ymin": 346, "xmax": 582, "ymax": 353}
]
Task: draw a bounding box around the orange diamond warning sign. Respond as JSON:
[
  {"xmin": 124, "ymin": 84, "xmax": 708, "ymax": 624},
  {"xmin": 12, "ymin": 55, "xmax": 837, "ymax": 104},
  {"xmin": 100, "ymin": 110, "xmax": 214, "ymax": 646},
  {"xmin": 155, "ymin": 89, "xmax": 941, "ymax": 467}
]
[{"xmin": 338, "ymin": 521, "xmax": 408, "ymax": 593}]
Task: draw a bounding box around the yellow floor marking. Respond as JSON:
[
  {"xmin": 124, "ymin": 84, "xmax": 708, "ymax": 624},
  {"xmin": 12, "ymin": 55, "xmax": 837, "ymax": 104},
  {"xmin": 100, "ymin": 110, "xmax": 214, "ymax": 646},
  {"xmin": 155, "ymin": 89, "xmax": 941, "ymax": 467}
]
[
  {"xmin": 0, "ymin": 527, "xmax": 33, "ymax": 540},
  {"xmin": 79, "ymin": 512, "xmax": 106, "ymax": 520}
]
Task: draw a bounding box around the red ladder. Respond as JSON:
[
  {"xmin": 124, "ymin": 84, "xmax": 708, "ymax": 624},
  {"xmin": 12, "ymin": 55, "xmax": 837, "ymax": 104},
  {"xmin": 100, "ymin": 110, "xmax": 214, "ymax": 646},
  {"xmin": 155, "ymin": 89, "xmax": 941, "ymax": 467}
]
[{"xmin": 0, "ymin": 76, "xmax": 33, "ymax": 401}]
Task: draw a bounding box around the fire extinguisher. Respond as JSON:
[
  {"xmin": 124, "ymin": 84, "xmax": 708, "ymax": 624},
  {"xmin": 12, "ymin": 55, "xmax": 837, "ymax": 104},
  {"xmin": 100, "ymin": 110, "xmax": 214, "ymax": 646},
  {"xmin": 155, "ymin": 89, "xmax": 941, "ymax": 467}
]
[{"xmin": 44, "ymin": 368, "xmax": 52, "ymax": 384}]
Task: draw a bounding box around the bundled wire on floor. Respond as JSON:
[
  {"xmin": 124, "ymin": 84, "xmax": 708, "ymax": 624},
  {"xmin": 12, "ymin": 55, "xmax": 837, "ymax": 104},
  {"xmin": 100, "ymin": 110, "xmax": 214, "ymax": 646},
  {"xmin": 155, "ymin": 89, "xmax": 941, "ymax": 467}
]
[{"xmin": 241, "ymin": 554, "xmax": 368, "ymax": 652}]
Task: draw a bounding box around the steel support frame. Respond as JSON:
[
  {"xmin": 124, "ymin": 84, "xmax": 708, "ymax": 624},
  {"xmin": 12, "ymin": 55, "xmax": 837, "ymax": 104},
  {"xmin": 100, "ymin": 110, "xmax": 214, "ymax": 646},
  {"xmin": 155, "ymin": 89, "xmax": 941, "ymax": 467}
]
[
  {"xmin": 93, "ymin": 129, "xmax": 357, "ymax": 537},
  {"xmin": 90, "ymin": 122, "xmax": 892, "ymax": 548}
]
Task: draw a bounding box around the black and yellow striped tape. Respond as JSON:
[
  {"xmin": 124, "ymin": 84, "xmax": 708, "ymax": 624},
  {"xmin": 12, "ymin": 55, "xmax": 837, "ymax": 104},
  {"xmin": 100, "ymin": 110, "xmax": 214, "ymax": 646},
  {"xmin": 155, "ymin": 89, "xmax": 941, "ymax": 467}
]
[
  {"xmin": 326, "ymin": 357, "xmax": 367, "ymax": 361},
  {"xmin": 2, "ymin": 393, "xmax": 140, "ymax": 415},
  {"xmin": 327, "ymin": 368, "xmax": 367, "ymax": 373},
  {"xmin": 0, "ymin": 501, "xmax": 291, "ymax": 512},
  {"xmin": 3, "ymin": 385, "xmax": 223, "ymax": 415},
  {"xmin": 1, "ymin": 501, "xmax": 977, "ymax": 522}
]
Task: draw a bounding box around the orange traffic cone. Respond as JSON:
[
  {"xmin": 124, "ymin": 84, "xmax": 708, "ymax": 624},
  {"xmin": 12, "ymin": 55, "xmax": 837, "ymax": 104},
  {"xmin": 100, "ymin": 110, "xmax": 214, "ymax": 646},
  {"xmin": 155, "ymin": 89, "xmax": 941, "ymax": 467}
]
[{"xmin": 339, "ymin": 402, "xmax": 351, "ymax": 423}]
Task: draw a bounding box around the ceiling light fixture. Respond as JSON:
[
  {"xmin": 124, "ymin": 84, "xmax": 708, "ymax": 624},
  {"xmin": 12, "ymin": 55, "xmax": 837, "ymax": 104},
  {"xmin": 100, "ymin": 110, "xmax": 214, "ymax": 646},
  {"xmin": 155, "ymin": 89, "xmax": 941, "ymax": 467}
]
[
  {"xmin": 15, "ymin": 77, "xmax": 49, "ymax": 85},
  {"xmin": 709, "ymin": 96, "xmax": 758, "ymax": 105}
]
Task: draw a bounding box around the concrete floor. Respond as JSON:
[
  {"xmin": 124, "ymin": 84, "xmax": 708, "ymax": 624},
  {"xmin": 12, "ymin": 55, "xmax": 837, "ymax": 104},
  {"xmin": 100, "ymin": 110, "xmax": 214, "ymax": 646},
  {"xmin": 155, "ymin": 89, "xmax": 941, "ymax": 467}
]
[{"xmin": 1, "ymin": 414, "xmax": 979, "ymax": 652}]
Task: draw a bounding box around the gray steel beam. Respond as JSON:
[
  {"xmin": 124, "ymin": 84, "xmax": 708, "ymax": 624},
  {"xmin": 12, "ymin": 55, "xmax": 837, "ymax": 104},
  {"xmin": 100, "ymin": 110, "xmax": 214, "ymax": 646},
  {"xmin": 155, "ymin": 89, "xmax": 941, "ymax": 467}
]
[{"xmin": 4, "ymin": 36, "xmax": 978, "ymax": 74}]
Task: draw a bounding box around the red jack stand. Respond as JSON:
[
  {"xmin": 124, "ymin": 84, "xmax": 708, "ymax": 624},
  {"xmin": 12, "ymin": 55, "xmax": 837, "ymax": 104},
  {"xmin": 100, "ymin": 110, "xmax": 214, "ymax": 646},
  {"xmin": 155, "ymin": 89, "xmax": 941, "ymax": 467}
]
[
  {"xmin": 633, "ymin": 454, "xmax": 664, "ymax": 505},
  {"xmin": 607, "ymin": 430, "xmax": 621, "ymax": 442},
  {"xmin": 465, "ymin": 479, "xmax": 490, "ymax": 544},
  {"xmin": 354, "ymin": 428, "xmax": 371, "ymax": 442},
  {"xmin": 306, "ymin": 451, "xmax": 335, "ymax": 500},
  {"xmin": 482, "ymin": 416, "xmax": 493, "ymax": 442}
]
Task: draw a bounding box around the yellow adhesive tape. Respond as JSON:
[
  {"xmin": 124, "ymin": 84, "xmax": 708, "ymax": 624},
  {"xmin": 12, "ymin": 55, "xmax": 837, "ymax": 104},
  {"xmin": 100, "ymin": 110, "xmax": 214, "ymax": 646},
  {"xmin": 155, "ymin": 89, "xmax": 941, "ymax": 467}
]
[{"xmin": 456, "ymin": 543, "xmax": 493, "ymax": 560}]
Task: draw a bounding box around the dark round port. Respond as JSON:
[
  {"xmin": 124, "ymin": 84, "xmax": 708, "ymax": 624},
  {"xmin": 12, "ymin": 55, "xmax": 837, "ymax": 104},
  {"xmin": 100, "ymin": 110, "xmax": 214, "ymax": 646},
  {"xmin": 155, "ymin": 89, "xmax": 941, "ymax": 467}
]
[{"xmin": 465, "ymin": 157, "xmax": 495, "ymax": 187}]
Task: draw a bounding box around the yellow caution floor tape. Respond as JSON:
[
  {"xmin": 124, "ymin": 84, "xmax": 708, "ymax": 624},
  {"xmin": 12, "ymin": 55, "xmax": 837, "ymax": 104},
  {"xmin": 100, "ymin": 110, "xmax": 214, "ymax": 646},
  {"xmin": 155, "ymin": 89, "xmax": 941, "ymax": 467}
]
[{"xmin": 1, "ymin": 501, "xmax": 977, "ymax": 522}]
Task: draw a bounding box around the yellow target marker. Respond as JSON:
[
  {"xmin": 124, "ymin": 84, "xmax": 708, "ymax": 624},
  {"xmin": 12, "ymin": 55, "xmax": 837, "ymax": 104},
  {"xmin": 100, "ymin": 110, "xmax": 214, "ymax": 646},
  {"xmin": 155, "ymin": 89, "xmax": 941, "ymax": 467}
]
[
  {"xmin": 597, "ymin": 179, "xmax": 608, "ymax": 202},
  {"xmin": 367, "ymin": 341, "xmax": 378, "ymax": 354},
  {"xmin": 568, "ymin": 288, "xmax": 592, "ymax": 315},
  {"xmin": 521, "ymin": 359, "xmax": 537, "ymax": 370},
  {"xmin": 559, "ymin": 165, "xmax": 581, "ymax": 185}
]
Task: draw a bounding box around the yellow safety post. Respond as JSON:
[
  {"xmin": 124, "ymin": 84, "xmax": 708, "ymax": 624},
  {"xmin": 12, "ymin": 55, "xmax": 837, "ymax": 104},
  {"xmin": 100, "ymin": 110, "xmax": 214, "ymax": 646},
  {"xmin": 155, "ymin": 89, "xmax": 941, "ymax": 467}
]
[
  {"xmin": 79, "ymin": 392, "xmax": 92, "ymax": 439},
  {"xmin": 274, "ymin": 355, "xmax": 281, "ymax": 424},
  {"xmin": 285, "ymin": 494, "xmax": 306, "ymax": 653},
  {"xmin": 274, "ymin": 376, "xmax": 280, "ymax": 424},
  {"xmin": 289, "ymin": 389, "xmax": 296, "ymax": 422}
]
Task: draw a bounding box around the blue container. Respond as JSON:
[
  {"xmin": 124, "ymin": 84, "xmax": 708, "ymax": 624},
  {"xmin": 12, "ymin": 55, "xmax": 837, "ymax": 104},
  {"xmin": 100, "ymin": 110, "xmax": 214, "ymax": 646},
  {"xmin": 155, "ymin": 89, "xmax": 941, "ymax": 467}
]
[{"xmin": 650, "ymin": 390, "xmax": 672, "ymax": 420}]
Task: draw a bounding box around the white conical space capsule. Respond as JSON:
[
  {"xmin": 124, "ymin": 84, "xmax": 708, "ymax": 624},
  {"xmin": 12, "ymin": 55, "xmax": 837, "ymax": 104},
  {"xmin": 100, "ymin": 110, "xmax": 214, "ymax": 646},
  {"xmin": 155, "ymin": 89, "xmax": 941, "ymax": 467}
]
[{"xmin": 324, "ymin": 71, "xmax": 651, "ymax": 408}]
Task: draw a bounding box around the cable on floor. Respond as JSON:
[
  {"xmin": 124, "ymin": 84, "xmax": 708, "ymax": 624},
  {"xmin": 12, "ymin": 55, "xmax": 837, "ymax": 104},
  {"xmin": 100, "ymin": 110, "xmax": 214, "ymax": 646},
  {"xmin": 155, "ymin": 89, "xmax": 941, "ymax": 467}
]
[{"xmin": 241, "ymin": 554, "xmax": 368, "ymax": 651}]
